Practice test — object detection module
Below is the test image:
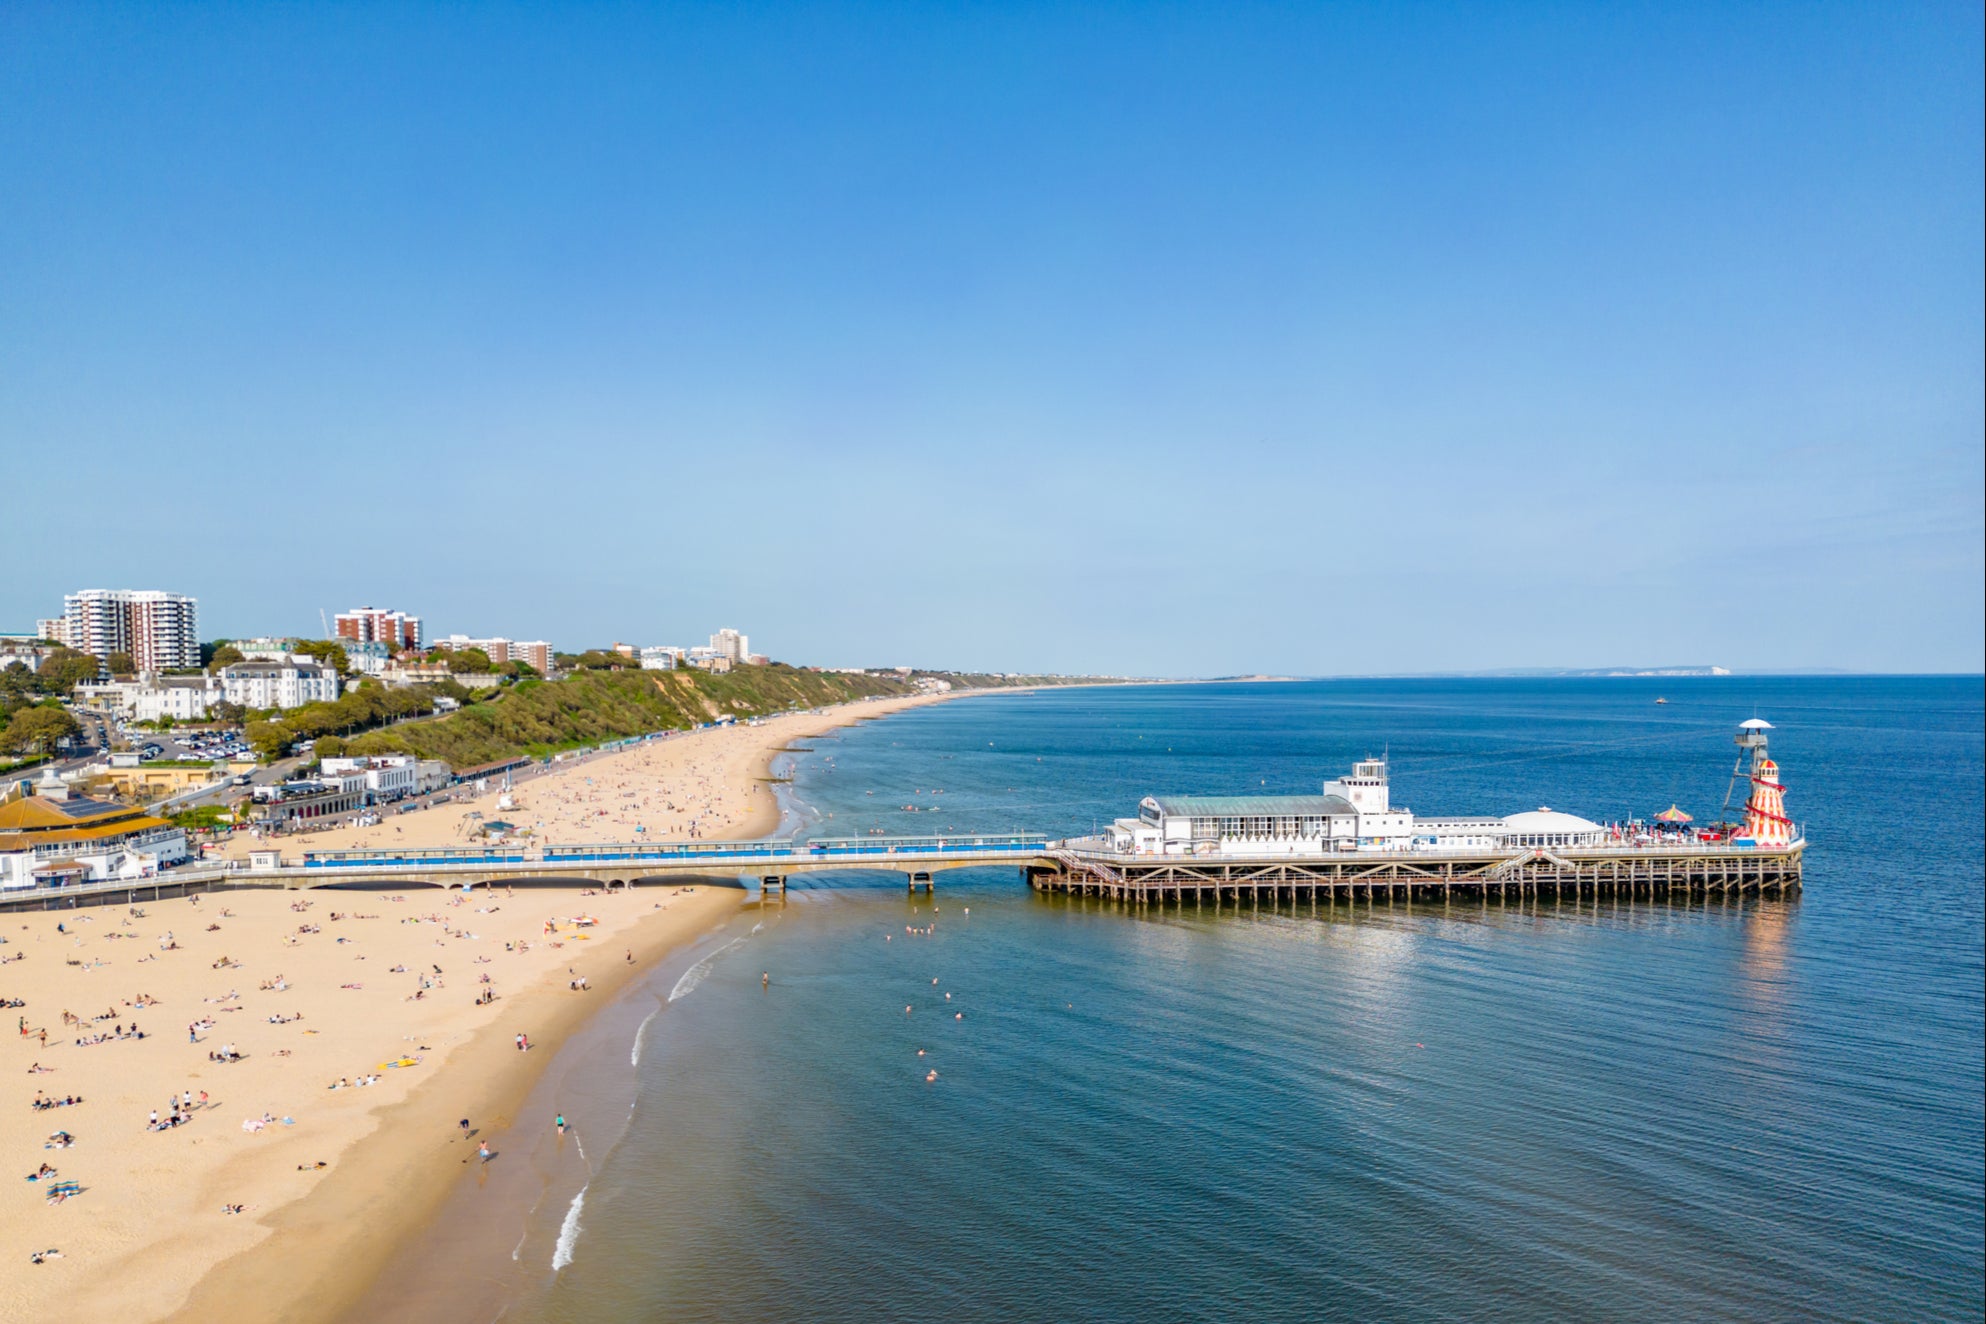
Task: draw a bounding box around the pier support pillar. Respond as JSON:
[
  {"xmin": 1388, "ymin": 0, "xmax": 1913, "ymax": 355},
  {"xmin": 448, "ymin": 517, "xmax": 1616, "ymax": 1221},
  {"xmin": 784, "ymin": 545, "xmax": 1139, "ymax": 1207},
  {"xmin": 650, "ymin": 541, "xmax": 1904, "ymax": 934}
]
[{"xmin": 908, "ymin": 871, "xmax": 933, "ymax": 895}]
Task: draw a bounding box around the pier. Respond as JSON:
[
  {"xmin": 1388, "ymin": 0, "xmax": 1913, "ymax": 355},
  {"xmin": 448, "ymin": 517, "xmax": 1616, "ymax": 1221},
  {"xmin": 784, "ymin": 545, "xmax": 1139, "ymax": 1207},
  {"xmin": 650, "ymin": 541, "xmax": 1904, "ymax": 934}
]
[
  {"xmin": 0, "ymin": 831, "xmax": 1803, "ymax": 913},
  {"xmin": 0, "ymin": 719, "xmax": 1808, "ymax": 913}
]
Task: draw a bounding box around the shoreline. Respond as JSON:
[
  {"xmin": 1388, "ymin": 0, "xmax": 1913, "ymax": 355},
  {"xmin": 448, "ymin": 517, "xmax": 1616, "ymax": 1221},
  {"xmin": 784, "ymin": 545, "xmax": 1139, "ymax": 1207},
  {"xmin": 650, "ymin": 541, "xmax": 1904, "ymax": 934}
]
[
  {"xmin": 151, "ymin": 692, "xmax": 957, "ymax": 1324},
  {"xmin": 164, "ymin": 884, "xmax": 746, "ymax": 1324}
]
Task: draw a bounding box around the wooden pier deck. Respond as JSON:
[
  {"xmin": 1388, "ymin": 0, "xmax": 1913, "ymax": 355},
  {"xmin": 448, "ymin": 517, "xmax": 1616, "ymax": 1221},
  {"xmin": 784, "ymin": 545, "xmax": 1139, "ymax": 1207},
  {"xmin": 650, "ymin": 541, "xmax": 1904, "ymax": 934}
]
[{"xmin": 1030, "ymin": 841, "xmax": 1803, "ymax": 904}]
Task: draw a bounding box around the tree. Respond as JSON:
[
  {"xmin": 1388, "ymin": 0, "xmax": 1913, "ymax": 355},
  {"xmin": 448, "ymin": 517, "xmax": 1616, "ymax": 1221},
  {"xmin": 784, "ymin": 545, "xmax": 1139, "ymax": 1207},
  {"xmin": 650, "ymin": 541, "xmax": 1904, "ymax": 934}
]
[
  {"xmin": 106, "ymin": 651, "xmax": 135, "ymax": 676},
  {"xmin": 244, "ymin": 720, "xmax": 292, "ymax": 761},
  {"xmin": 315, "ymin": 735, "xmax": 348, "ymax": 758},
  {"xmin": 3, "ymin": 705, "xmax": 81, "ymax": 756},
  {"xmin": 36, "ymin": 650, "xmax": 101, "ymax": 696},
  {"xmin": 447, "ymin": 647, "xmax": 493, "ymax": 675},
  {"xmin": 212, "ymin": 700, "xmax": 247, "ymax": 726},
  {"xmin": 208, "ymin": 643, "xmax": 245, "ymax": 668},
  {"xmin": 0, "ymin": 665, "xmax": 35, "ymax": 715}
]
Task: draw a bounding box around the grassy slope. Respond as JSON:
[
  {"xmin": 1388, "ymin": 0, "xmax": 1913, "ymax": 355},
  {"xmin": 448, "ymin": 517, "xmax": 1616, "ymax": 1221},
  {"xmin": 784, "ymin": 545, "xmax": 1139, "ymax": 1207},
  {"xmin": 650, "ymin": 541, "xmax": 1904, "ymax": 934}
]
[{"xmin": 342, "ymin": 666, "xmax": 913, "ymax": 769}]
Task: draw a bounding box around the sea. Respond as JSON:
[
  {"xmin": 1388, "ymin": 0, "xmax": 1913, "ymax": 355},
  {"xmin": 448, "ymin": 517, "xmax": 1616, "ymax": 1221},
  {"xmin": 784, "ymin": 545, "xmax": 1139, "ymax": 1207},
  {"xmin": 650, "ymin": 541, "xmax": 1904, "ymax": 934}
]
[{"xmin": 382, "ymin": 678, "xmax": 1984, "ymax": 1323}]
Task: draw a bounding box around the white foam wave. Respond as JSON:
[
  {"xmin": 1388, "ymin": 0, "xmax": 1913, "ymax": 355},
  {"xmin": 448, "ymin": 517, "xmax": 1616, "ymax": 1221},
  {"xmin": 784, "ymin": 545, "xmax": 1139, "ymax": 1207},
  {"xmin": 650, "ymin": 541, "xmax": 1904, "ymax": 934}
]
[
  {"xmin": 551, "ymin": 1186, "xmax": 586, "ymax": 1271},
  {"xmin": 631, "ymin": 1004, "xmax": 661, "ymax": 1067},
  {"xmin": 668, "ymin": 936, "xmax": 746, "ymax": 1002}
]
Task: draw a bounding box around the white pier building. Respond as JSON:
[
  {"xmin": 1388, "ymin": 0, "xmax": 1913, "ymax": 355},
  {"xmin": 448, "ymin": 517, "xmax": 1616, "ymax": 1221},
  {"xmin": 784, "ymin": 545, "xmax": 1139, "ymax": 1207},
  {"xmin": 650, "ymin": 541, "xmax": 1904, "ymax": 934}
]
[{"xmin": 1101, "ymin": 757, "xmax": 1609, "ymax": 859}]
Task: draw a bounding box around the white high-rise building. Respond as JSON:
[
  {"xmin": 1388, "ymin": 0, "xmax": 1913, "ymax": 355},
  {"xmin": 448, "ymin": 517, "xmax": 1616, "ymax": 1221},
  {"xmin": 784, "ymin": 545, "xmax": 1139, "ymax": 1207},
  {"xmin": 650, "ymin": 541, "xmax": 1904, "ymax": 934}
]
[
  {"xmin": 61, "ymin": 590, "xmax": 200, "ymax": 671},
  {"xmin": 709, "ymin": 628, "xmax": 750, "ymax": 663}
]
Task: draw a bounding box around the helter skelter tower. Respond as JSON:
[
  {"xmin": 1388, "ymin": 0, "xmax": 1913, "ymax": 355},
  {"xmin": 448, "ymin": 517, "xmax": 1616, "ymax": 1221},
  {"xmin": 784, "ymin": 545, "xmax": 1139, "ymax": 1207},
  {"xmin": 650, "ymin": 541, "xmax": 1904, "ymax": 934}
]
[{"xmin": 1731, "ymin": 718, "xmax": 1794, "ymax": 846}]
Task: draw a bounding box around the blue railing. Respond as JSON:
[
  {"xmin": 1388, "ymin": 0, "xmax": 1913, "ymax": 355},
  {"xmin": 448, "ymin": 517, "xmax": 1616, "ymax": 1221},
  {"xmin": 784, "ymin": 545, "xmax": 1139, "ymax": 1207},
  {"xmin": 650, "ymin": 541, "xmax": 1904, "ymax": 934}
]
[
  {"xmin": 296, "ymin": 834, "xmax": 1050, "ymax": 870},
  {"xmin": 301, "ymin": 848, "xmax": 530, "ymax": 869},
  {"xmin": 540, "ymin": 835, "xmax": 1047, "ymax": 864}
]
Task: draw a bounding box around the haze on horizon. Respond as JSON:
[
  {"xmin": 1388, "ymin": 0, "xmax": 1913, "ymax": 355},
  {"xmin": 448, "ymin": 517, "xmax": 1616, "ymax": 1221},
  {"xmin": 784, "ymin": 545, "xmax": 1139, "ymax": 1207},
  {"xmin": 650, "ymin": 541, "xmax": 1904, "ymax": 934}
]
[{"xmin": 3, "ymin": 3, "xmax": 1980, "ymax": 676}]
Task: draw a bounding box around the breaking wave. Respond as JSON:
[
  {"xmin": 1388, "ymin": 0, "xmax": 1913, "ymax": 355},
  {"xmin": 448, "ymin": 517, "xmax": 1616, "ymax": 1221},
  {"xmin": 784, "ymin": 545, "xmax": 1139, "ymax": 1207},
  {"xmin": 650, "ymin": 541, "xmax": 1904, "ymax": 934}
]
[
  {"xmin": 668, "ymin": 936, "xmax": 746, "ymax": 1003},
  {"xmin": 551, "ymin": 1186, "xmax": 586, "ymax": 1271}
]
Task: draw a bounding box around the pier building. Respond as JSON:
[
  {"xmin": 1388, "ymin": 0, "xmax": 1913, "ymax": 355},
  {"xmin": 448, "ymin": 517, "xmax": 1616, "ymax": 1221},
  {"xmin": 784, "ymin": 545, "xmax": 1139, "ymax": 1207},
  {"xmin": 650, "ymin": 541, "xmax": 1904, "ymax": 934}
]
[
  {"xmin": 1045, "ymin": 720, "xmax": 1803, "ymax": 903},
  {"xmin": 1102, "ymin": 757, "xmax": 1607, "ymax": 858}
]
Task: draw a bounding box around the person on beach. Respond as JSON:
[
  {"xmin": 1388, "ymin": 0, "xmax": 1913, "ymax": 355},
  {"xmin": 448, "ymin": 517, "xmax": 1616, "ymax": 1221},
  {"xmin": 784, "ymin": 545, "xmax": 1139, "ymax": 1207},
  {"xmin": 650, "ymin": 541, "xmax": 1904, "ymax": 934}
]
[
  {"xmin": 460, "ymin": 1117, "xmax": 471, "ymax": 1139},
  {"xmin": 477, "ymin": 1142, "xmax": 492, "ymax": 1162},
  {"xmin": 555, "ymin": 1114, "xmax": 566, "ymax": 1135}
]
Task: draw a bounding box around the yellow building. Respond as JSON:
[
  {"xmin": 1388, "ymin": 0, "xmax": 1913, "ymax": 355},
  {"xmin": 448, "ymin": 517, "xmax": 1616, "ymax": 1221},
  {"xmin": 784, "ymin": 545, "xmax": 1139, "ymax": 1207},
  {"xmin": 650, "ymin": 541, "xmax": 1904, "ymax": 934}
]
[{"xmin": 0, "ymin": 789, "xmax": 189, "ymax": 891}]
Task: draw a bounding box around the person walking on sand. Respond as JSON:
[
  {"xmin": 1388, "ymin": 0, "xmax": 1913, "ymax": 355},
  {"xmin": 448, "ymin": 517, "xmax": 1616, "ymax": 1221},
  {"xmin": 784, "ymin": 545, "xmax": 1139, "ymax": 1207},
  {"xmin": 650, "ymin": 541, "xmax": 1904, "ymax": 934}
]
[
  {"xmin": 460, "ymin": 1117, "xmax": 471, "ymax": 1139},
  {"xmin": 555, "ymin": 1114, "xmax": 566, "ymax": 1135},
  {"xmin": 478, "ymin": 1141, "xmax": 491, "ymax": 1162}
]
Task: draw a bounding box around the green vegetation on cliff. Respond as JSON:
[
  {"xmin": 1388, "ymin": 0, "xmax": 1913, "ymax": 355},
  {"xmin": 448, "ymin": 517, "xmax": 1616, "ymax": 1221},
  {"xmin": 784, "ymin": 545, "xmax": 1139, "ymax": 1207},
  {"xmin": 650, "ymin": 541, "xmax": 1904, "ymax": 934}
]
[{"xmin": 342, "ymin": 665, "xmax": 913, "ymax": 769}]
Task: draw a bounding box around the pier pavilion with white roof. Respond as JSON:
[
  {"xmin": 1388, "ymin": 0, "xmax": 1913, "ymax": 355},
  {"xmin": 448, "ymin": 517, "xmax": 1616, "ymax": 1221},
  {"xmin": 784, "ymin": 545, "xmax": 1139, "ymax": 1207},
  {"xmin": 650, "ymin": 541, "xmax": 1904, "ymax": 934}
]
[{"xmin": 1102, "ymin": 757, "xmax": 1608, "ymax": 859}]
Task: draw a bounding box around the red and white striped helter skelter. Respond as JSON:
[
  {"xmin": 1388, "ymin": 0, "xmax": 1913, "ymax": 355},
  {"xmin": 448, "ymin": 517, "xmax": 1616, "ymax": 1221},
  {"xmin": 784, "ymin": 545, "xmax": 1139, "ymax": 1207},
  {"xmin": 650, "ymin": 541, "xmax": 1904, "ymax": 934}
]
[{"xmin": 1735, "ymin": 719, "xmax": 1794, "ymax": 846}]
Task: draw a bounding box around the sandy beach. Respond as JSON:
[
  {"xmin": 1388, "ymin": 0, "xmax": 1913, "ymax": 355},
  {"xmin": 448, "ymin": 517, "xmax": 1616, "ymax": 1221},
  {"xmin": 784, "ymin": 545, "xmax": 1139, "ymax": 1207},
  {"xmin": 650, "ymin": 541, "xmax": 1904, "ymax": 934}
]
[{"xmin": 1, "ymin": 693, "xmax": 947, "ymax": 1324}]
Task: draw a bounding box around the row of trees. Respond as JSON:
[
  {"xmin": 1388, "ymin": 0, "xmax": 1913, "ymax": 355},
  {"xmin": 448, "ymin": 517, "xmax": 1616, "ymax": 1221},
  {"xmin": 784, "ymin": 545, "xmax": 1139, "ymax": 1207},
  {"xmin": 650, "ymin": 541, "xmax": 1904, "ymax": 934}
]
[
  {"xmin": 242, "ymin": 678, "xmax": 472, "ymax": 760},
  {"xmin": 341, "ymin": 664, "xmax": 911, "ymax": 768}
]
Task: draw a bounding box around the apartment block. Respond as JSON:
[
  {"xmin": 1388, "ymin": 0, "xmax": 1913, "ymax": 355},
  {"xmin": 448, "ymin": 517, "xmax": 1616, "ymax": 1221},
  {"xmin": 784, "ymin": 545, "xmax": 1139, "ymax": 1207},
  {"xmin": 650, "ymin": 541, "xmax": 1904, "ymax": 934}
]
[
  {"xmin": 434, "ymin": 634, "xmax": 512, "ymax": 664},
  {"xmin": 431, "ymin": 636, "xmax": 553, "ymax": 673},
  {"xmin": 513, "ymin": 641, "xmax": 553, "ymax": 674},
  {"xmin": 61, "ymin": 590, "xmax": 200, "ymax": 671},
  {"xmin": 334, "ymin": 606, "xmax": 422, "ymax": 651}
]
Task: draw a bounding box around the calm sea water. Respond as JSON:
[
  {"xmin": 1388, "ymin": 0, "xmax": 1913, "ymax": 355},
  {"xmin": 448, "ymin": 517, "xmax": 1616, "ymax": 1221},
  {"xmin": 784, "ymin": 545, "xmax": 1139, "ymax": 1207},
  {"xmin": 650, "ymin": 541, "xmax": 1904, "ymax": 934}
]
[{"xmin": 507, "ymin": 679, "xmax": 1983, "ymax": 1323}]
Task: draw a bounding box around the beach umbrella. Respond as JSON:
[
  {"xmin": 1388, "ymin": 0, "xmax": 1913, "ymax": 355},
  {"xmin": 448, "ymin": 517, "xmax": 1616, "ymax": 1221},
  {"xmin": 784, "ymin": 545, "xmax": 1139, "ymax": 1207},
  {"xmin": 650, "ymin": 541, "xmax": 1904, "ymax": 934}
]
[{"xmin": 1654, "ymin": 805, "xmax": 1693, "ymax": 823}]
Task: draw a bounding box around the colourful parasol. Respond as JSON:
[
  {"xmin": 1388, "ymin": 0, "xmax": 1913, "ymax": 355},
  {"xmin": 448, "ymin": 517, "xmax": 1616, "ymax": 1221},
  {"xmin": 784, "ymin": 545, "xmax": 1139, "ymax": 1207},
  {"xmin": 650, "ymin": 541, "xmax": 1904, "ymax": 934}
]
[{"xmin": 1654, "ymin": 805, "xmax": 1693, "ymax": 823}]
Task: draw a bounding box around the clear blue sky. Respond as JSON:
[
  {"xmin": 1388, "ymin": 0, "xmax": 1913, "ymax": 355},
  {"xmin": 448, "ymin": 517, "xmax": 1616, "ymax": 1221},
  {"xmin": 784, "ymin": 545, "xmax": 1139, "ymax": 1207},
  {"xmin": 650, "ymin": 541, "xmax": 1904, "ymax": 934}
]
[{"xmin": 3, "ymin": 2, "xmax": 1979, "ymax": 674}]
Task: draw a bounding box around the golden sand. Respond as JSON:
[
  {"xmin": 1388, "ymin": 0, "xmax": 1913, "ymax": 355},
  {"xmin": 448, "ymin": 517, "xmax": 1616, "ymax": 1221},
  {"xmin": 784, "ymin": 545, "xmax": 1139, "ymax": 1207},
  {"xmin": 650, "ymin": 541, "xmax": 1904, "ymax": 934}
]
[{"xmin": 1, "ymin": 694, "xmax": 946, "ymax": 1324}]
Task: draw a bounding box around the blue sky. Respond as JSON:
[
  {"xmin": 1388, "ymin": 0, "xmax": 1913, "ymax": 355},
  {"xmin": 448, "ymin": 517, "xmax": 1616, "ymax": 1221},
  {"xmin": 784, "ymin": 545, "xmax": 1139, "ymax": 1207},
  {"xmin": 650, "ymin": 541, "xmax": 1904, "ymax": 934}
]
[{"xmin": 3, "ymin": 2, "xmax": 1980, "ymax": 674}]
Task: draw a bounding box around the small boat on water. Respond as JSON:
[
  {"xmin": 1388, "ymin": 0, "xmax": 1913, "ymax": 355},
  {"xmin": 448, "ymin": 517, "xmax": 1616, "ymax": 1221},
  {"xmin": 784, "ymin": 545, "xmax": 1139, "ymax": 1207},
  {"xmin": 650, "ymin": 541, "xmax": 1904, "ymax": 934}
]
[{"xmin": 1655, "ymin": 697, "xmax": 1668, "ymax": 704}]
